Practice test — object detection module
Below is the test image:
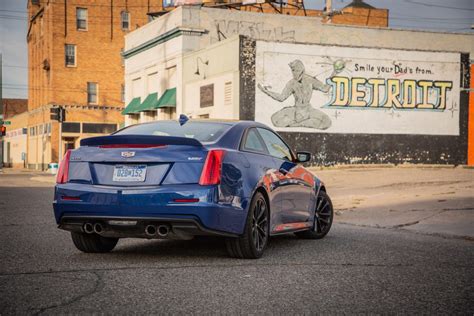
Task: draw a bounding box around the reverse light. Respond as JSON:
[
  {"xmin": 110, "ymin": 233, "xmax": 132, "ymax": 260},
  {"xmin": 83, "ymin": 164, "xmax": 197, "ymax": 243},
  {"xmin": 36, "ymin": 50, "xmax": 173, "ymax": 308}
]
[
  {"xmin": 56, "ymin": 150, "xmax": 72, "ymax": 184},
  {"xmin": 199, "ymin": 150, "xmax": 226, "ymax": 186}
]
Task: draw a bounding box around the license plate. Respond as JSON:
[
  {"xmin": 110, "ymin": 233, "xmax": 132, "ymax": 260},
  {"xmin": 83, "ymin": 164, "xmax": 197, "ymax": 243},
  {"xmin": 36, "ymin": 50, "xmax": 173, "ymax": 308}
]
[{"xmin": 113, "ymin": 165, "xmax": 147, "ymax": 182}]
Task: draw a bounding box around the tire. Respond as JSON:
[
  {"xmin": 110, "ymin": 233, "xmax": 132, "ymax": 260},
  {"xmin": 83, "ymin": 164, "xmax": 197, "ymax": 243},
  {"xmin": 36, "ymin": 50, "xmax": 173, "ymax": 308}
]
[
  {"xmin": 71, "ymin": 232, "xmax": 118, "ymax": 253},
  {"xmin": 225, "ymin": 191, "xmax": 269, "ymax": 259},
  {"xmin": 295, "ymin": 190, "xmax": 334, "ymax": 239}
]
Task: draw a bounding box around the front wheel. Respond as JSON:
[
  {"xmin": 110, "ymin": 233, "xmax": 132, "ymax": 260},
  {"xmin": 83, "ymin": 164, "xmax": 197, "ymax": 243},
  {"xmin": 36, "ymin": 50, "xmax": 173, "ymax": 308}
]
[
  {"xmin": 71, "ymin": 232, "xmax": 118, "ymax": 253},
  {"xmin": 295, "ymin": 190, "xmax": 333, "ymax": 239},
  {"xmin": 226, "ymin": 192, "xmax": 269, "ymax": 259}
]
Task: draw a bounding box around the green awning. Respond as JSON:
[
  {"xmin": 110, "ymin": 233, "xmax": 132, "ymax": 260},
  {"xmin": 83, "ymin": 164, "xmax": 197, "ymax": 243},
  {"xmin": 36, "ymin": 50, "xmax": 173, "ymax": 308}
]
[
  {"xmin": 121, "ymin": 97, "xmax": 141, "ymax": 115},
  {"xmin": 138, "ymin": 92, "xmax": 159, "ymax": 111},
  {"xmin": 156, "ymin": 88, "xmax": 176, "ymax": 108}
]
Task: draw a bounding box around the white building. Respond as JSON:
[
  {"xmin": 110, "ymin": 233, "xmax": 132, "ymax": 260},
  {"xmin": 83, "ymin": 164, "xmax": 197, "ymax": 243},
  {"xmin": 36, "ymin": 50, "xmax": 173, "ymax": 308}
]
[{"xmin": 122, "ymin": 6, "xmax": 473, "ymax": 165}]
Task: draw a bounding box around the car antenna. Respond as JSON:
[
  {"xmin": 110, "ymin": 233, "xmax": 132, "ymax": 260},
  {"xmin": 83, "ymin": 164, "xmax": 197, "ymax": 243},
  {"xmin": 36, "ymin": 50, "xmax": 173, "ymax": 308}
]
[{"xmin": 178, "ymin": 114, "xmax": 189, "ymax": 126}]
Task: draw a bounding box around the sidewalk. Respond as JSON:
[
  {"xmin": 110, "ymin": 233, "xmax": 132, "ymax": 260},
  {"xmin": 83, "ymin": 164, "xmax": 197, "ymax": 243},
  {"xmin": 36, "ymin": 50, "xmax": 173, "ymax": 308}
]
[{"xmin": 310, "ymin": 166, "xmax": 474, "ymax": 240}]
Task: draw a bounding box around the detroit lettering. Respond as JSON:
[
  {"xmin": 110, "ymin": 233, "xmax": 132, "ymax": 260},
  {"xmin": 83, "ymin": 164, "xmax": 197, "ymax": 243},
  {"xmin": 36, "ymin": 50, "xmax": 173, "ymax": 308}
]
[{"xmin": 327, "ymin": 77, "xmax": 453, "ymax": 110}]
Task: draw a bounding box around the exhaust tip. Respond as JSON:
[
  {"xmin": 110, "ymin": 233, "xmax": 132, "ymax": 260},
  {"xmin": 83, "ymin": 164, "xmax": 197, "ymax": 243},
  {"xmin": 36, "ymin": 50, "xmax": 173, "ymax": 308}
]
[
  {"xmin": 83, "ymin": 223, "xmax": 94, "ymax": 234},
  {"xmin": 94, "ymin": 223, "xmax": 103, "ymax": 234},
  {"xmin": 157, "ymin": 225, "xmax": 170, "ymax": 237},
  {"xmin": 145, "ymin": 225, "xmax": 157, "ymax": 236}
]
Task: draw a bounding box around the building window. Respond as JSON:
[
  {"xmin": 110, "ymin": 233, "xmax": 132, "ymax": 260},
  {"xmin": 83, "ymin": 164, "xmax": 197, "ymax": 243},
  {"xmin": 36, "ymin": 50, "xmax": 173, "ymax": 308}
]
[
  {"xmin": 62, "ymin": 122, "xmax": 81, "ymax": 133},
  {"xmin": 120, "ymin": 48, "xmax": 125, "ymax": 66},
  {"xmin": 87, "ymin": 82, "xmax": 98, "ymax": 104},
  {"xmin": 121, "ymin": 11, "xmax": 130, "ymax": 30},
  {"xmin": 82, "ymin": 123, "xmax": 117, "ymax": 134},
  {"xmin": 163, "ymin": 0, "xmax": 173, "ymax": 7},
  {"xmin": 76, "ymin": 8, "xmax": 87, "ymax": 30},
  {"xmin": 224, "ymin": 81, "xmax": 232, "ymax": 106},
  {"xmin": 65, "ymin": 44, "xmax": 76, "ymax": 67},
  {"xmin": 121, "ymin": 84, "xmax": 125, "ymax": 102}
]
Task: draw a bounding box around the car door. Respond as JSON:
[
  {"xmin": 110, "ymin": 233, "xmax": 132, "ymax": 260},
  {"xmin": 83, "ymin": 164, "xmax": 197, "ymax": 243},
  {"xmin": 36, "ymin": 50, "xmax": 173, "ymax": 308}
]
[
  {"xmin": 256, "ymin": 128, "xmax": 313, "ymax": 225},
  {"xmin": 240, "ymin": 128, "xmax": 283, "ymax": 229}
]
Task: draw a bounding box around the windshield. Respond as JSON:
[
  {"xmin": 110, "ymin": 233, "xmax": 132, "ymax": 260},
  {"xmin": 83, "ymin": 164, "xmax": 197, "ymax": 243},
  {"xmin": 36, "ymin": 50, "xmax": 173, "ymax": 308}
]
[{"xmin": 114, "ymin": 121, "xmax": 232, "ymax": 143}]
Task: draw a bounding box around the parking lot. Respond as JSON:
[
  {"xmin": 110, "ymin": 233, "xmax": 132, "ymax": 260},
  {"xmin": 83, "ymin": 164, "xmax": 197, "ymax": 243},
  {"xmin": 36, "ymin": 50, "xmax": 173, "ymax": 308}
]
[{"xmin": 0, "ymin": 166, "xmax": 473, "ymax": 314}]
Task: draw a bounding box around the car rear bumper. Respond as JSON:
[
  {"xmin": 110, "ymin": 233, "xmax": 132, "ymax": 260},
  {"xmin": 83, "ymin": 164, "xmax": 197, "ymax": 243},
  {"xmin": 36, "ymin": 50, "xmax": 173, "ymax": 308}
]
[{"xmin": 53, "ymin": 183, "xmax": 247, "ymax": 236}]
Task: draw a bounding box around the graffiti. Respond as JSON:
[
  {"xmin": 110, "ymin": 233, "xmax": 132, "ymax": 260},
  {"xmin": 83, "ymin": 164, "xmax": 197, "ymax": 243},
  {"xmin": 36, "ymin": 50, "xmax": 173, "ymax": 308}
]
[
  {"xmin": 213, "ymin": 20, "xmax": 295, "ymax": 43},
  {"xmin": 257, "ymin": 59, "xmax": 344, "ymax": 129},
  {"xmin": 326, "ymin": 77, "xmax": 453, "ymax": 110}
]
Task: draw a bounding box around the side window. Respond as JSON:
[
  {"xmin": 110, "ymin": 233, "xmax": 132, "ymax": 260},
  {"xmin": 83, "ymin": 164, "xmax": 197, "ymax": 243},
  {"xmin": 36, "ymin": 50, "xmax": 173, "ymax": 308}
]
[
  {"xmin": 257, "ymin": 128, "xmax": 292, "ymax": 161},
  {"xmin": 242, "ymin": 128, "xmax": 266, "ymax": 153}
]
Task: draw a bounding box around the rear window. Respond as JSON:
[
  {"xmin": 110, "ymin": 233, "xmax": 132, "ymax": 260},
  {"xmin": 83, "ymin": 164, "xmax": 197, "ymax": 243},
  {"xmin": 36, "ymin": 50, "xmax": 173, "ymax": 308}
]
[{"xmin": 114, "ymin": 121, "xmax": 232, "ymax": 143}]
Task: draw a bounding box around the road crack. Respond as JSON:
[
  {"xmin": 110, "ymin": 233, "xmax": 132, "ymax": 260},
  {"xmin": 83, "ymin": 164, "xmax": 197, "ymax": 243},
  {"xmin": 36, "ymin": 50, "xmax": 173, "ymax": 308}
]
[{"xmin": 30, "ymin": 271, "xmax": 103, "ymax": 316}]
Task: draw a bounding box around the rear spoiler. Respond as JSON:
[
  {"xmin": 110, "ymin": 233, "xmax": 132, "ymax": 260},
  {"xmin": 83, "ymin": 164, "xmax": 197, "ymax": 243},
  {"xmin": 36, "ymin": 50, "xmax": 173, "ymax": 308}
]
[{"xmin": 80, "ymin": 135, "xmax": 203, "ymax": 147}]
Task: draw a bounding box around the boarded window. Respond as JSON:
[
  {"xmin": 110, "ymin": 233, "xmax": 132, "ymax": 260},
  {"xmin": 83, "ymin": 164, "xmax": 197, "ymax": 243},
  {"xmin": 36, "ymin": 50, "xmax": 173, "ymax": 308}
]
[
  {"xmin": 224, "ymin": 81, "xmax": 232, "ymax": 106},
  {"xmin": 87, "ymin": 82, "xmax": 98, "ymax": 104},
  {"xmin": 65, "ymin": 44, "xmax": 76, "ymax": 66},
  {"xmin": 62, "ymin": 122, "xmax": 81, "ymax": 133},
  {"xmin": 76, "ymin": 8, "xmax": 87, "ymax": 30},
  {"xmin": 200, "ymin": 84, "xmax": 214, "ymax": 108},
  {"xmin": 82, "ymin": 123, "xmax": 117, "ymax": 134}
]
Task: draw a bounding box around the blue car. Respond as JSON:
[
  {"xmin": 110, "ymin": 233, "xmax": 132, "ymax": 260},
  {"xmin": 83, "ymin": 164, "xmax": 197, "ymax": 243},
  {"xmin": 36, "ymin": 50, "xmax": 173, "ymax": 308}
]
[{"xmin": 53, "ymin": 119, "xmax": 333, "ymax": 259}]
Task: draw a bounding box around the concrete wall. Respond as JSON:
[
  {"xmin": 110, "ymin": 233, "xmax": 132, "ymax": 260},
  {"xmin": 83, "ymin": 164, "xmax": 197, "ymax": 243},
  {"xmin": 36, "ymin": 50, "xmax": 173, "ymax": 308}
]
[
  {"xmin": 182, "ymin": 36, "xmax": 240, "ymax": 118},
  {"xmin": 239, "ymin": 36, "xmax": 470, "ymax": 165}
]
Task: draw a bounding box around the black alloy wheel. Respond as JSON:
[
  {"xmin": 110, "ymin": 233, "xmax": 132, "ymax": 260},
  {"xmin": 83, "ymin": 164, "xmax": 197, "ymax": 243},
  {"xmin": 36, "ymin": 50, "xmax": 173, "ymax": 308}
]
[
  {"xmin": 226, "ymin": 192, "xmax": 269, "ymax": 259},
  {"xmin": 295, "ymin": 190, "xmax": 333, "ymax": 239}
]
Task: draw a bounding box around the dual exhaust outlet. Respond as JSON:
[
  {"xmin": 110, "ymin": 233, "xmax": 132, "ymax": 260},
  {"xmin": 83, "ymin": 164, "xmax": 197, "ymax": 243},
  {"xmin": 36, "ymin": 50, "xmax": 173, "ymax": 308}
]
[
  {"xmin": 145, "ymin": 224, "xmax": 170, "ymax": 237},
  {"xmin": 82, "ymin": 222, "xmax": 170, "ymax": 237}
]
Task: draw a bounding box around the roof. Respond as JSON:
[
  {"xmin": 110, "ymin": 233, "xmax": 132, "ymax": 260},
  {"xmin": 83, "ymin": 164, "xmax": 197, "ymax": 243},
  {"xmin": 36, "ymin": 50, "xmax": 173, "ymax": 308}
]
[
  {"xmin": 2, "ymin": 98, "xmax": 28, "ymax": 119},
  {"xmin": 343, "ymin": 0, "xmax": 376, "ymax": 9}
]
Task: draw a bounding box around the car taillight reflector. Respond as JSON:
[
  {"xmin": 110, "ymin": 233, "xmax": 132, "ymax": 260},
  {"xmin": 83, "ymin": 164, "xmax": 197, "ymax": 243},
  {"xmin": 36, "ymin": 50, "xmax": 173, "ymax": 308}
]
[
  {"xmin": 98, "ymin": 144, "xmax": 167, "ymax": 148},
  {"xmin": 61, "ymin": 196, "xmax": 81, "ymax": 201},
  {"xmin": 56, "ymin": 150, "xmax": 72, "ymax": 184},
  {"xmin": 173, "ymin": 198, "xmax": 200, "ymax": 203},
  {"xmin": 199, "ymin": 150, "xmax": 226, "ymax": 186}
]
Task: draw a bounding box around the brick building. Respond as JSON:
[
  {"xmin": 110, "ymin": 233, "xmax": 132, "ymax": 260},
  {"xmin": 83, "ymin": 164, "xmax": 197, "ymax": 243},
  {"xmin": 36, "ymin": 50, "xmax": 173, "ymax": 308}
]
[
  {"xmin": 2, "ymin": 99, "xmax": 28, "ymax": 119},
  {"xmin": 23, "ymin": 0, "xmax": 387, "ymax": 170},
  {"xmin": 27, "ymin": 0, "xmax": 162, "ymax": 169}
]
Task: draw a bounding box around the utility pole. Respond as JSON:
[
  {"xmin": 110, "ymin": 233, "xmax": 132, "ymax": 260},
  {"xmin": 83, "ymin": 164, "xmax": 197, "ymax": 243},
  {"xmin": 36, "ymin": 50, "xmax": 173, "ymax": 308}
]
[{"xmin": 325, "ymin": 0, "xmax": 332, "ymax": 13}]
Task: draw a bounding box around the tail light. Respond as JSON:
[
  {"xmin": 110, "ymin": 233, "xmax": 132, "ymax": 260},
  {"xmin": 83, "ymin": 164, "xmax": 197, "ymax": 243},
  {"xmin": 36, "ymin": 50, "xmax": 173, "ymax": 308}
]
[
  {"xmin": 199, "ymin": 150, "xmax": 226, "ymax": 185},
  {"xmin": 56, "ymin": 150, "xmax": 72, "ymax": 184}
]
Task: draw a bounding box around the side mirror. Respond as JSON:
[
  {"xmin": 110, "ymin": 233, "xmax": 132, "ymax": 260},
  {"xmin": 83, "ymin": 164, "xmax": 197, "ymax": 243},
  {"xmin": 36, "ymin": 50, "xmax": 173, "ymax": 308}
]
[{"xmin": 296, "ymin": 151, "xmax": 311, "ymax": 163}]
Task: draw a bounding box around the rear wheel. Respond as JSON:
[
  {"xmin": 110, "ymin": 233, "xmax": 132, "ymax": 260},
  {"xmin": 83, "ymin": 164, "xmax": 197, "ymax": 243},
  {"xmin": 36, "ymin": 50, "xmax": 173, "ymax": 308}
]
[
  {"xmin": 295, "ymin": 190, "xmax": 333, "ymax": 239},
  {"xmin": 71, "ymin": 232, "xmax": 118, "ymax": 253},
  {"xmin": 226, "ymin": 192, "xmax": 269, "ymax": 259}
]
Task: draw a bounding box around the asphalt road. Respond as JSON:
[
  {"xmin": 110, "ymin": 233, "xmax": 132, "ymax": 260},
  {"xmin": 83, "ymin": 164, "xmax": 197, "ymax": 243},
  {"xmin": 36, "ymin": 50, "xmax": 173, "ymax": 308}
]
[{"xmin": 0, "ymin": 171, "xmax": 473, "ymax": 314}]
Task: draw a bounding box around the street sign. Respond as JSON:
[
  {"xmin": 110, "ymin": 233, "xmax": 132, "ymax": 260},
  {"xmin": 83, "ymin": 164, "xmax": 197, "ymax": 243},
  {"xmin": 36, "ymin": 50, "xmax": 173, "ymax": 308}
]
[{"xmin": 0, "ymin": 121, "xmax": 11, "ymax": 125}]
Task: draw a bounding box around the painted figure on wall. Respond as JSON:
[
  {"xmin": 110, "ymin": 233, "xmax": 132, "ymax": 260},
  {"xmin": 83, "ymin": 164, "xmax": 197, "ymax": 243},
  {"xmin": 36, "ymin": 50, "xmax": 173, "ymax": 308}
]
[{"xmin": 258, "ymin": 59, "xmax": 344, "ymax": 129}]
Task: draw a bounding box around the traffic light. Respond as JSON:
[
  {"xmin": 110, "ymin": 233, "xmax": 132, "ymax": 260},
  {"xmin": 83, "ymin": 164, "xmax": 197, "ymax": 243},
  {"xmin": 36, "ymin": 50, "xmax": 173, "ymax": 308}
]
[
  {"xmin": 50, "ymin": 107, "xmax": 66, "ymax": 122},
  {"xmin": 50, "ymin": 107, "xmax": 59, "ymax": 121},
  {"xmin": 58, "ymin": 107, "xmax": 66, "ymax": 122},
  {"xmin": 0, "ymin": 126, "xmax": 6, "ymax": 137}
]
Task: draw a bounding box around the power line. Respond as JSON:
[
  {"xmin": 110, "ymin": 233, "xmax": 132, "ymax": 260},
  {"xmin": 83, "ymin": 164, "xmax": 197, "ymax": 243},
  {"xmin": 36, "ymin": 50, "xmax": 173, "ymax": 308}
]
[{"xmin": 403, "ymin": 0, "xmax": 474, "ymax": 11}]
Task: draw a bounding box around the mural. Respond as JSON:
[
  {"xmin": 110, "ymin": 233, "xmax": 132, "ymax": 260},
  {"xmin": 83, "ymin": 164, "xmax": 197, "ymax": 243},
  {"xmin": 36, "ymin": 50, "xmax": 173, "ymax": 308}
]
[
  {"xmin": 255, "ymin": 41, "xmax": 461, "ymax": 136},
  {"xmin": 257, "ymin": 59, "xmax": 345, "ymax": 129}
]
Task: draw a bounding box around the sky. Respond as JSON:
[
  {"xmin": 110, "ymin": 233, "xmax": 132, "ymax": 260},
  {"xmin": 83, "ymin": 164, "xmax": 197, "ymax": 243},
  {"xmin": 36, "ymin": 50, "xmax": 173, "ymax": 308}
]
[{"xmin": 0, "ymin": 0, "xmax": 473, "ymax": 99}]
